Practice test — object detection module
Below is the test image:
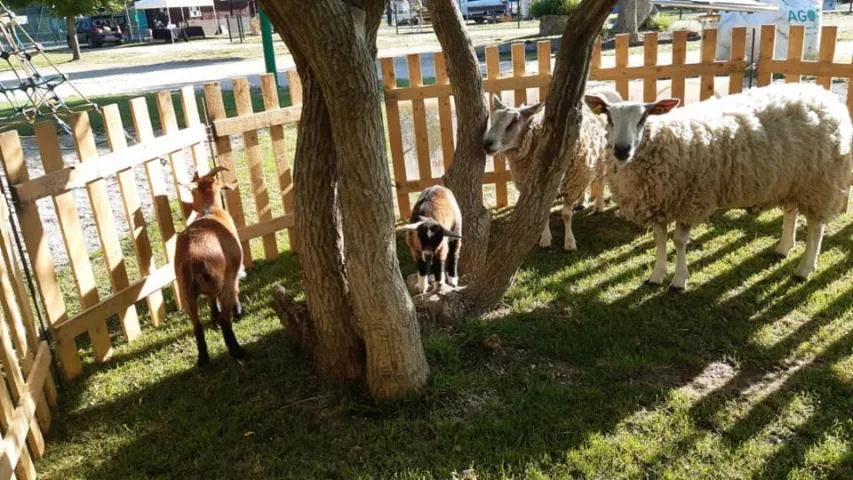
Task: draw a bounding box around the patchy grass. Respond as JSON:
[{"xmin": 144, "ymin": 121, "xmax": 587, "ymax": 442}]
[{"xmin": 35, "ymin": 203, "xmax": 853, "ymax": 479}]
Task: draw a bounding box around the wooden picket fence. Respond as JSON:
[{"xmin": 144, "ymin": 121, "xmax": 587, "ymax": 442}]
[{"xmin": 381, "ymin": 24, "xmax": 853, "ymax": 218}]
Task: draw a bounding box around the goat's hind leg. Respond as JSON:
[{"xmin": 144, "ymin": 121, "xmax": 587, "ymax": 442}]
[
  {"xmin": 218, "ymin": 285, "xmax": 249, "ymax": 361},
  {"xmin": 187, "ymin": 294, "xmax": 210, "ymax": 367}
]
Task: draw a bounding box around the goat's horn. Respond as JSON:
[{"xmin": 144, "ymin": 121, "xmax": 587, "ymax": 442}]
[{"xmin": 208, "ymin": 166, "xmax": 229, "ymax": 177}]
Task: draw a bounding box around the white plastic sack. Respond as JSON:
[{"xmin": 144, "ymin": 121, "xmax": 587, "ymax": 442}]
[{"xmin": 716, "ymin": 0, "xmax": 823, "ymax": 62}]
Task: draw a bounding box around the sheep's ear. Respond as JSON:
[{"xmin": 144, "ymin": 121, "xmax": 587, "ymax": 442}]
[
  {"xmin": 584, "ymin": 95, "xmax": 609, "ymax": 115},
  {"xmin": 396, "ymin": 221, "xmax": 424, "ymax": 233},
  {"xmin": 491, "ymin": 94, "xmax": 505, "ymax": 110},
  {"xmin": 520, "ymin": 103, "xmax": 543, "ymax": 119},
  {"xmin": 441, "ymin": 227, "xmax": 462, "ymax": 239},
  {"xmin": 647, "ymin": 98, "xmax": 679, "ymax": 115},
  {"xmin": 220, "ymin": 182, "xmax": 239, "ymax": 191}
]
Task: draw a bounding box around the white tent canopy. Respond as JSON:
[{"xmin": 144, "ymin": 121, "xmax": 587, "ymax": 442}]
[{"xmin": 133, "ymin": 0, "xmax": 214, "ymax": 9}]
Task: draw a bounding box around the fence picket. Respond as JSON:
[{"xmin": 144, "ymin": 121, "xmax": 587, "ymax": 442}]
[
  {"xmin": 102, "ymin": 105, "xmax": 167, "ymax": 327},
  {"xmin": 179, "ymin": 86, "xmax": 210, "ymax": 174},
  {"xmin": 434, "ymin": 52, "xmax": 455, "ymax": 171},
  {"xmin": 35, "ymin": 123, "xmax": 112, "ymax": 363},
  {"xmin": 729, "ymin": 27, "xmax": 746, "ymax": 94},
  {"xmin": 486, "ymin": 45, "xmax": 509, "ymax": 207},
  {"xmin": 156, "ymin": 91, "xmax": 195, "ymax": 222},
  {"xmin": 615, "ymin": 34, "xmax": 630, "ymax": 100},
  {"xmin": 816, "ymin": 26, "xmax": 837, "ymax": 89},
  {"xmin": 786, "ymin": 25, "xmax": 805, "ymax": 84},
  {"xmin": 380, "ymin": 58, "xmax": 411, "ymax": 218},
  {"xmin": 407, "ymin": 54, "xmax": 433, "ymax": 188},
  {"xmin": 671, "ymin": 30, "xmax": 687, "ymax": 104},
  {"xmin": 203, "ymin": 82, "xmax": 252, "ymax": 267},
  {"xmin": 129, "ymin": 98, "xmax": 183, "ymax": 304},
  {"xmin": 70, "ymin": 112, "xmax": 142, "ymax": 343},
  {"xmin": 0, "ymin": 131, "xmax": 82, "ymax": 379},
  {"xmin": 643, "ymin": 32, "xmax": 658, "ymax": 102},
  {"xmin": 260, "ymin": 73, "xmax": 297, "ymax": 251},
  {"xmin": 700, "ymin": 29, "xmax": 717, "ymax": 101},
  {"xmin": 537, "ymin": 41, "xmax": 551, "ymax": 103},
  {"xmin": 0, "ymin": 372, "xmax": 36, "ymax": 480},
  {"xmin": 234, "ymin": 77, "xmax": 278, "ymax": 261},
  {"xmin": 0, "ymin": 319, "xmax": 44, "ymax": 460},
  {"xmin": 757, "ymin": 24, "xmax": 776, "ymax": 87}
]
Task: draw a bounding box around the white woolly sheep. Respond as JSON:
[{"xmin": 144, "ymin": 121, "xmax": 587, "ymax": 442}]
[
  {"xmin": 585, "ymin": 82, "xmax": 853, "ymax": 290},
  {"xmin": 482, "ymin": 84, "xmax": 621, "ymax": 251}
]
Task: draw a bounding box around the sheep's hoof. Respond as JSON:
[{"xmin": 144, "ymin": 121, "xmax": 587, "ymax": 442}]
[
  {"xmin": 668, "ymin": 285, "xmax": 685, "ymax": 294},
  {"xmin": 644, "ymin": 279, "xmax": 664, "ymax": 287}
]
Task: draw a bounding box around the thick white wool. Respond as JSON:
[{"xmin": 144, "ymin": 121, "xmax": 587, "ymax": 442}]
[{"xmin": 608, "ymin": 83, "xmax": 853, "ymax": 226}]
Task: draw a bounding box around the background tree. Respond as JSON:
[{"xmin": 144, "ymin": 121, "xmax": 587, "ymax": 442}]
[
  {"xmin": 615, "ymin": 0, "xmax": 654, "ymax": 41},
  {"xmin": 264, "ymin": 0, "xmax": 617, "ymax": 398},
  {"xmin": 7, "ymin": 0, "xmax": 125, "ymax": 61}
]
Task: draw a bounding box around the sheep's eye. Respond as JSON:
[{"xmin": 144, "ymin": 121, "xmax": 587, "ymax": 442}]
[{"xmin": 507, "ymin": 117, "xmax": 518, "ymax": 128}]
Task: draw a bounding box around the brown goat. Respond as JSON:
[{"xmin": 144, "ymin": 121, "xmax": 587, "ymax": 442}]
[
  {"xmin": 398, "ymin": 185, "xmax": 462, "ymax": 294},
  {"xmin": 175, "ymin": 167, "xmax": 248, "ymax": 366}
]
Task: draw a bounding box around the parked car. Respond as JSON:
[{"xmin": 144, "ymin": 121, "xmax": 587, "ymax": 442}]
[
  {"xmin": 68, "ymin": 14, "xmax": 124, "ymax": 48},
  {"xmin": 462, "ymin": 0, "xmax": 508, "ymax": 23}
]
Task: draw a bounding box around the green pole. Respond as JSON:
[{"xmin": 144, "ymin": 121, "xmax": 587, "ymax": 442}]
[{"xmin": 260, "ymin": 9, "xmax": 277, "ymax": 85}]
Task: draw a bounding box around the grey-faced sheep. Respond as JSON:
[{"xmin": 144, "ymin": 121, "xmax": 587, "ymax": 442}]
[
  {"xmin": 482, "ymin": 84, "xmax": 621, "ymax": 251},
  {"xmin": 585, "ymin": 82, "xmax": 853, "ymax": 290},
  {"xmin": 175, "ymin": 167, "xmax": 248, "ymax": 366},
  {"xmin": 398, "ymin": 185, "xmax": 462, "ymax": 294}
]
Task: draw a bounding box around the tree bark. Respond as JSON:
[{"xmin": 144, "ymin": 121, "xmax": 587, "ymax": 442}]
[
  {"xmin": 426, "ymin": 0, "xmax": 491, "ymax": 281},
  {"xmin": 417, "ymin": 0, "xmax": 620, "ymax": 321},
  {"xmin": 66, "ymin": 16, "xmax": 81, "ymax": 61},
  {"xmin": 616, "ymin": 0, "xmax": 654, "ymax": 41},
  {"xmin": 259, "ymin": 0, "xmax": 429, "ymax": 399}
]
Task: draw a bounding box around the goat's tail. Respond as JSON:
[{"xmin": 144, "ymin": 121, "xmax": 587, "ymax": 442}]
[{"xmin": 189, "ymin": 261, "xmax": 223, "ymax": 295}]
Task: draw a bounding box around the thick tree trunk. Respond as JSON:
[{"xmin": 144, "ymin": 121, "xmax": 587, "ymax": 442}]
[
  {"xmin": 417, "ymin": 0, "xmax": 620, "ymax": 321},
  {"xmin": 260, "ymin": 0, "xmax": 428, "ymax": 399},
  {"xmin": 616, "ymin": 0, "xmax": 654, "ymax": 41},
  {"xmin": 66, "ymin": 16, "xmax": 81, "ymax": 61},
  {"xmin": 426, "ymin": 0, "xmax": 491, "ymax": 281}
]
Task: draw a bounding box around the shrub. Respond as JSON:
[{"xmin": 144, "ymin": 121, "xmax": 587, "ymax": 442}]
[
  {"xmin": 642, "ymin": 13, "xmax": 676, "ymax": 32},
  {"xmin": 529, "ymin": 0, "xmax": 581, "ymax": 17}
]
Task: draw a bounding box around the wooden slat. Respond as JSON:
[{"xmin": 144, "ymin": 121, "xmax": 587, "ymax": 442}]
[
  {"xmin": 511, "ymin": 43, "xmax": 527, "ymax": 106},
  {"xmin": 129, "ymin": 97, "xmax": 183, "ymax": 303},
  {"xmin": 71, "ymin": 112, "xmax": 142, "ymax": 343},
  {"xmin": 287, "ymin": 70, "xmax": 303, "ymax": 106},
  {"xmin": 614, "ymin": 33, "xmax": 630, "ymax": 100},
  {"xmin": 407, "ymin": 54, "xmax": 433, "ymax": 187},
  {"xmin": 763, "ymin": 59, "xmax": 853, "ymax": 78},
  {"xmin": 234, "ymin": 77, "xmax": 278, "ymax": 260},
  {"xmin": 380, "ymin": 58, "xmax": 411, "ymax": 218},
  {"xmin": 397, "ymin": 170, "xmax": 513, "ymax": 193},
  {"xmin": 260, "ymin": 73, "xmax": 297, "ymax": 252},
  {"xmin": 486, "ymin": 45, "xmax": 509, "ymax": 208},
  {"xmin": 0, "ymin": 342, "xmax": 51, "ymax": 479},
  {"xmin": 0, "ymin": 193, "xmax": 57, "ymax": 410},
  {"xmin": 35, "ymin": 122, "xmax": 112, "ymax": 363},
  {"xmin": 729, "ymin": 27, "xmax": 746, "ymax": 94},
  {"xmin": 433, "ymin": 52, "xmax": 455, "ymax": 171},
  {"xmin": 55, "ymin": 264, "xmax": 176, "ymax": 342},
  {"xmin": 202, "ymin": 82, "xmax": 252, "ymax": 266},
  {"xmin": 180, "ymin": 86, "xmax": 210, "ymax": 174},
  {"xmin": 816, "ymin": 25, "xmax": 837, "ymax": 89},
  {"xmin": 0, "ymin": 131, "xmax": 82, "ymax": 379},
  {"xmin": 285, "ymin": 71, "xmax": 301, "ymax": 252},
  {"xmin": 12, "ymin": 124, "xmax": 207, "ymax": 203},
  {"xmin": 212, "ymin": 105, "xmax": 301, "ymax": 137},
  {"xmin": 0, "ymin": 320, "xmax": 44, "ymax": 460},
  {"xmin": 102, "ymin": 105, "xmax": 166, "ymax": 327},
  {"xmin": 757, "ymin": 24, "xmax": 776, "ymax": 87},
  {"xmin": 537, "ymin": 41, "xmax": 551, "ymax": 103},
  {"xmin": 238, "ymin": 214, "xmax": 295, "ymax": 242},
  {"xmin": 786, "ymin": 25, "xmax": 805, "ymax": 84},
  {"xmin": 700, "ymin": 29, "xmax": 717, "ymax": 101},
  {"xmin": 643, "ymin": 32, "xmax": 658, "ymax": 102},
  {"xmin": 156, "ymin": 91, "xmax": 195, "ymax": 222},
  {"xmin": 671, "ymin": 30, "xmax": 687, "ymax": 105},
  {"xmin": 0, "ymin": 348, "xmax": 37, "ymax": 480},
  {"xmin": 591, "ymin": 37, "xmax": 602, "ymax": 72}
]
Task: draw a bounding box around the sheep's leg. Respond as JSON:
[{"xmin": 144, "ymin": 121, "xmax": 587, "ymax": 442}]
[
  {"xmin": 775, "ymin": 207, "xmax": 798, "ymax": 257},
  {"xmin": 218, "ymin": 286, "xmax": 249, "ymax": 361},
  {"xmin": 647, "ymin": 222, "xmax": 668, "ymax": 285},
  {"xmin": 187, "ymin": 294, "xmax": 209, "ymax": 367},
  {"xmin": 794, "ymin": 214, "xmax": 825, "ymax": 280},
  {"xmin": 416, "ymin": 258, "xmax": 429, "ymax": 294},
  {"xmin": 539, "ymin": 218, "xmax": 553, "ymax": 248},
  {"xmin": 562, "ymin": 201, "xmax": 577, "ymax": 251},
  {"xmin": 445, "ymin": 239, "xmax": 460, "ymax": 287},
  {"xmin": 670, "ymin": 222, "xmax": 692, "ymax": 291}
]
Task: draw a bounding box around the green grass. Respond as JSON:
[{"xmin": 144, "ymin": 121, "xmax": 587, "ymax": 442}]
[{"xmin": 35, "ymin": 203, "xmax": 853, "ymax": 479}]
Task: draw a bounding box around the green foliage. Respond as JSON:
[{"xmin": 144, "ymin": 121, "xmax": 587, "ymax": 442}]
[
  {"xmin": 642, "ymin": 13, "xmax": 676, "ymax": 32},
  {"xmin": 529, "ymin": 0, "xmax": 581, "ymax": 17}
]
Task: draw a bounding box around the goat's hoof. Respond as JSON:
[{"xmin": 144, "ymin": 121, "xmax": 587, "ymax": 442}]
[
  {"xmin": 233, "ymin": 306, "xmax": 244, "ymax": 320},
  {"xmin": 231, "ymin": 348, "xmax": 250, "ymax": 361},
  {"xmin": 197, "ymin": 356, "xmax": 210, "ymax": 368}
]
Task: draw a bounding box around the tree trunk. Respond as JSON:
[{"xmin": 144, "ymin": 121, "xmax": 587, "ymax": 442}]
[
  {"xmin": 426, "ymin": 0, "xmax": 491, "ymax": 281},
  {"xmin": 417, "ymin": 0, "xmax": 620, "ymax": 321},
  {"xmin": 66, "ymin": 16, "xmax": 81, "ymax": 61},
  {"xmin": 616, "ymin": 0, "xmax": 654, "ymax": 41},
  {"xmin": 259, "ymin": 0, "xmax": 428, "ymax": 399}
]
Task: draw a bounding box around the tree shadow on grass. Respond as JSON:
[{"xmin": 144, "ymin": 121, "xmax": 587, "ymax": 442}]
[{"xmin": 40, "ymin": 210, "xmax": 853, "ymax": 479}]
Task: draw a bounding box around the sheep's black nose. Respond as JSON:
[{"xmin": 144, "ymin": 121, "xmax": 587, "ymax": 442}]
[
  {"xmin": 482, "ymin": 139, "xmax": 495, "ymax": 153},
  {"xmin": 613, "ymin": 145, "xmax": 631, "ymax": 161}
]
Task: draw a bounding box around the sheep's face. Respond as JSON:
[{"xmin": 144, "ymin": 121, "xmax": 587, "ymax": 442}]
[
  {"xmin": 585, "ymin": 95, "xmax": 679, "ymax": 163},
  {"xmin": 482, "ymin": 96, "xmax": 543, "ymax": 155},
  {"xmin": 398, "ymin": 217, "xmax": 461, "ymax": 263}
]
